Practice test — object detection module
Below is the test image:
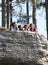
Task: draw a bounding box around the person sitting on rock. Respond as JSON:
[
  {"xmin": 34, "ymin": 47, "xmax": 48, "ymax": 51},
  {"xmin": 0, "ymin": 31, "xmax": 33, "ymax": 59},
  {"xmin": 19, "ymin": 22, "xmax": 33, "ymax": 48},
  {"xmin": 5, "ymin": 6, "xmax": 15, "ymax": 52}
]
[
  {"xmin": 10, "ymin": 22, "xmax": 17, "ymax": 30},
  {"xmin": 18, "ymin": 25, "xmax": 23, "ymax": 31},
  {"xmin": 24, "ymin": 24, "xmax": 30, "ymax": 31},
  {"xmin": 30, "ymin": 24, "xmax": 36, "ymax": 32}
]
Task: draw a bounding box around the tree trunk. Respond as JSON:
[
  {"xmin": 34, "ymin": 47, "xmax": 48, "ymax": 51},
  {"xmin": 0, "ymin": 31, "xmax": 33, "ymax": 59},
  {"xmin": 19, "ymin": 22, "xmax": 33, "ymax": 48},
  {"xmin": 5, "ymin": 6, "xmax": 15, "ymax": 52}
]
[
  {"xmin": 26, "ymin": 2, "xmax": 29, "ymax": 24},
  {"xmin": 32, "ymin": 0, "xmax": 36, "ymax": 26},
  {"xmin": 6, "ymin": 0, "xmax": 10, "ymax": 29},
  {"xmin": 2, "ymin": 0, "xmax": 5, "ymax": 27},
  {"xmin": 9, "ymin": 0, "xmax": 12, "ymax": 25},
  {"xmin": 45, "ymin": 0, "xmax": 48, "ymax": 39}
]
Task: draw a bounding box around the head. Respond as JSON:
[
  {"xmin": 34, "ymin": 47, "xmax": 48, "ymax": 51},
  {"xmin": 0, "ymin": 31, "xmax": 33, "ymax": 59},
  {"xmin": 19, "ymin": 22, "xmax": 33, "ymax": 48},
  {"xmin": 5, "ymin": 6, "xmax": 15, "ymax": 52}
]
[
  {"xmin": 18, "ymin": 25, "xmax": 23, "ymax": 31},
  {"xmin": 13, "ymin": 22, "xmax": 17, "ymax": 28},
  {"xmin": 32, "ymin": 24, "xmax": 36, "ymax": 29},
  {"xmin": 30, "ymin": 24, "xmax": 36, "ymax": 32},
  {"xmin": 30, "ymin": 24, "xmax": 36, "ymax": 29},
  {"xmin": 24, "ymin": 24, "xmax": 29, "ymax": 29},
  {"xmin": 10, "ymin": 22, "xmax": 17, "ymax": 30},
  {"xmin": 30, "ymin": 24, "xmax": 32, "ymax": 28}
]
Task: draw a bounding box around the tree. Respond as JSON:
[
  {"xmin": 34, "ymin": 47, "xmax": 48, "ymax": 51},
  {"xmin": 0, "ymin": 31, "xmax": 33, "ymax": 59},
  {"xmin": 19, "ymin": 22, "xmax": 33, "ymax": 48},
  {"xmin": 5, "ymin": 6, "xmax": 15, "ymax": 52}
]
[
  {"xmin": 16, "ymin": 0, "xmax": 29, "ymax": 24},
  {"xmin": 2, "ymin": 0, "xmax": 6, "ymax": 27},
  {"xmin": 26, "ymin": 1, "xmax": 29, "ymax": 24},
  {"xmin": 45, "ymin": 0, "xmax": 48, "ymax": 39},
  {"xmin": 2, "ymin": 0, "xmax": 13, "ymax": 28},
  {"xmin": 6, "ymin": 0, "xmax": 10, "ymax": 28},
  {"xmin": 9, "ymin": 0, "xmax": 13, "ymax": 27},
  {"xmin": 32, "ymin": 0, "xmax": 36, "ymax": 26},
  {"xmin": 32, "ymin": 0, "xmax": 41, "ymax": 26}
]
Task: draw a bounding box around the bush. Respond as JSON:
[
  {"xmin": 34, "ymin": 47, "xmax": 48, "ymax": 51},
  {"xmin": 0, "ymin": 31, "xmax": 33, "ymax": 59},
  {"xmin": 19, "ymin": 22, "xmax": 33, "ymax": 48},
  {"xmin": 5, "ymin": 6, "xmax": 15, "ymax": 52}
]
[{"xmin": 0, "ymin": 27, "xmax": 7, "ymax": 30}]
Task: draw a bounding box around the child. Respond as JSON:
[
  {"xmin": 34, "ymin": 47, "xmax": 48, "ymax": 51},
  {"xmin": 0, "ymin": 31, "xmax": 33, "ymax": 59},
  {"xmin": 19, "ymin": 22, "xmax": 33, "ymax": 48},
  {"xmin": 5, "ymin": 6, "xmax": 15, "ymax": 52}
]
[
  {"xmin": 24, "ymin": 24, "xmax": 29, "ymax": 31},
  {"xmin": 18, "ymin": 25, "xmax": 23, "ymax": 31},
  {"xmin": 10, "ymin": 22, "xmax": 17, "ymax": 30},
  {"xmin": 30, "ymin": 24, "xmax": 36, "ymax": 32}
]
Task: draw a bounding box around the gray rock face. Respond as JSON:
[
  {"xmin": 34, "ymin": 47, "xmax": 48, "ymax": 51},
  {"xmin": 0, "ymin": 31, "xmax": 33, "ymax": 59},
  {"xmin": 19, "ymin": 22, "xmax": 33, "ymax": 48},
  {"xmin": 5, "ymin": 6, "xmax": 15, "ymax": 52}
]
[{"xmin": 0, "ymin": 30, "xmax": 48, "ymax": 65}]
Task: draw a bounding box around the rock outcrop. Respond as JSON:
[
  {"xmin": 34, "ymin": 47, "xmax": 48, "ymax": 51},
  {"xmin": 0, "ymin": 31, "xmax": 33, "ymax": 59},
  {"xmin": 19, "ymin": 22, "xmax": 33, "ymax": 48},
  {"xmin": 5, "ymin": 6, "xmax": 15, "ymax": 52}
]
[{"xmin": 0, "ymin": 30, "xmax": 48, "ymax": 65}]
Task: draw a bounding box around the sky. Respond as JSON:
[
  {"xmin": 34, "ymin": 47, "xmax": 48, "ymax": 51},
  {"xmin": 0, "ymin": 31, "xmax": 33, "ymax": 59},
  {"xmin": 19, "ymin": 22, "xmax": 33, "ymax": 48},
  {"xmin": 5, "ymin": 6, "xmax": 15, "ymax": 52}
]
[
  {"xmin": 36, "ymin": 0, "xmax": 47, "ymax": 38},
  {"xmin": 0, "ymin": 0, "xmax": 47, "ymax": 38}
]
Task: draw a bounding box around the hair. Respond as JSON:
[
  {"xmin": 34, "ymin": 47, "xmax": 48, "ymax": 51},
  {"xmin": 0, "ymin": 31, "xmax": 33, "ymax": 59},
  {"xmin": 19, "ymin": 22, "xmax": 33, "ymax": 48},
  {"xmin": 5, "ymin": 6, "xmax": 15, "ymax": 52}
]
[
  {"xmin": 24, "ymin": 24, "xmax": 28, "ymax": 28},
  {"xmin": 10, "ymin": 22, "xmax": 16, "ymax": 30},
  {"xmin": 18, "ymin": 25, "xmax": 21, "ymax": 29},
  {"xmin": 18, "ymin": 25, "xmax": 24, "ymax": 31},
  {"xmin": 11, "ymin": 22, "xmax": 15, "ymax": 26},
  {"xmin": 30, "ymin": 24, "xmax": 32, "ymax": 27}
]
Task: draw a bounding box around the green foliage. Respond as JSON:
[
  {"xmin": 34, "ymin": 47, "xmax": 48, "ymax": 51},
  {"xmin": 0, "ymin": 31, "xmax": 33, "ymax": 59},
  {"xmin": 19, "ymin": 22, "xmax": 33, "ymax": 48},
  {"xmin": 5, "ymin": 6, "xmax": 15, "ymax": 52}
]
[
  {"xmin": 32, "ymin": 0, "xmax": 41, "ymax": 6},
  {"xmin": 0, "ymin": 27, "xmax": 7, "ymax": 30}
]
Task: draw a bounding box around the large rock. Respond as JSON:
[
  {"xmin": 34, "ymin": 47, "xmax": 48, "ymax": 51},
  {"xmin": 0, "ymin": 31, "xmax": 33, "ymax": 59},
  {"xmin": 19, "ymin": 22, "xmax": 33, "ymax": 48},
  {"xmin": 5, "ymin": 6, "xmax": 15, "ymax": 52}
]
[{"xmin": 0, "ymin": 30, "xmax": 48, "ymax": 65}]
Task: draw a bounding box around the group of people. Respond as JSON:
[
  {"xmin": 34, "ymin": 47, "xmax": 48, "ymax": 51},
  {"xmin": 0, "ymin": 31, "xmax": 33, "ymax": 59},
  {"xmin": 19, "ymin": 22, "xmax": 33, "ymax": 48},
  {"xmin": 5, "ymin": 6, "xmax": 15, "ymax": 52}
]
[{"xmin": 10, "ymin": 22, "xmax": 36, "ymax": 32}]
